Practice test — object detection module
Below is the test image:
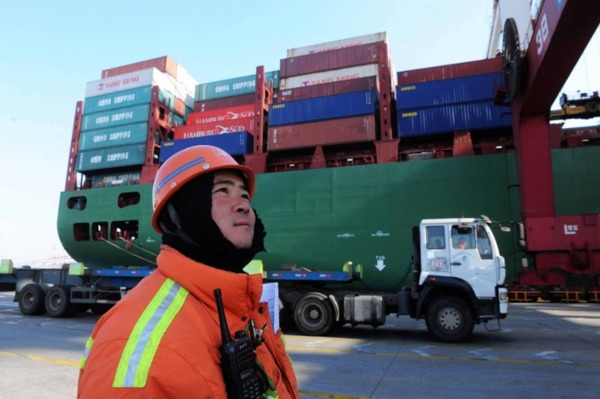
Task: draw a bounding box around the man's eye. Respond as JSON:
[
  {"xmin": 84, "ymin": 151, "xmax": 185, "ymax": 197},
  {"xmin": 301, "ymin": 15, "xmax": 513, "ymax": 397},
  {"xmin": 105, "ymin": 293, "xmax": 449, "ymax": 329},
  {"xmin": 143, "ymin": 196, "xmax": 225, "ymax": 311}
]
[{"xmin": 213, "ymin": 187, "xmax": 228, "ymax": 194}]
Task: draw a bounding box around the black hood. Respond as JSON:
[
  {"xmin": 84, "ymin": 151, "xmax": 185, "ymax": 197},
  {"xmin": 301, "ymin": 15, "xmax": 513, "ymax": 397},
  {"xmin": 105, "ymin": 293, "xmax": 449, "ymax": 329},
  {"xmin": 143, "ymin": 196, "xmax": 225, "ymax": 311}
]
[{"xmin": 159, "ymin": 172, "xmax": 266, "ymax": 273}]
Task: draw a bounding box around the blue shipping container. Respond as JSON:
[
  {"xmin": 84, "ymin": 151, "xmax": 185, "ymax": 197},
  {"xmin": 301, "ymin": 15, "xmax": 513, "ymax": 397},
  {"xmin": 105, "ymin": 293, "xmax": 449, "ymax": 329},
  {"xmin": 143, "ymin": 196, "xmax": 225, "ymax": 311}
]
[
  {"xmin": 268, "ymin": 90, "xmax": 377, "ymax": 127},
  {"xmin": 159, "ymin": 131, "xmax": 254, "ymax": 163},
  {"xmin": 396, "ymin": 73, "xmax": 502, "ymax": 110},
  {"xmin": 79, "ymin": 123, "xmax": 148, "ymax": 151},
  {"xmin": 397, "ymin": 100, "xmax": 512, "ymax": 137},
  {"xmin": 81, "ymin": 104, "xmax": 151, "ymax": 131}
]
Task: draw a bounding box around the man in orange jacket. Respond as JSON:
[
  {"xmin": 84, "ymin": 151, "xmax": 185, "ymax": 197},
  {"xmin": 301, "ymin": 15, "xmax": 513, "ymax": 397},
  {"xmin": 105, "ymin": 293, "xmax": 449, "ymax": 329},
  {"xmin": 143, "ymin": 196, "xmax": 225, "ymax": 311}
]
[{"xmin": 78, "ymin": 145, "xmax": 300, "ymax": 398}]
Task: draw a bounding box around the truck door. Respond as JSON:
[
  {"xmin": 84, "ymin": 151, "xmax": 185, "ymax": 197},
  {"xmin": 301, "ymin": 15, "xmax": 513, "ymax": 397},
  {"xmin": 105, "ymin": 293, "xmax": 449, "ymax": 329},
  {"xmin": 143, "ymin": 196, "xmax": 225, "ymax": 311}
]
[{"xmin": 449, "ymin": 224, "xmax": 497, "ymax": 297}]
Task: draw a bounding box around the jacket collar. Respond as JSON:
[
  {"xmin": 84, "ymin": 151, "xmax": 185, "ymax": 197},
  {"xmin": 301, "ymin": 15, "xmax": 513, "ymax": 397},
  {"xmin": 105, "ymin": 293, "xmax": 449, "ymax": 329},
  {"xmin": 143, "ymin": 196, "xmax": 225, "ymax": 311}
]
[{"xmin": 156, "ymin": 245, "xmax": 263, "ymax": 322}]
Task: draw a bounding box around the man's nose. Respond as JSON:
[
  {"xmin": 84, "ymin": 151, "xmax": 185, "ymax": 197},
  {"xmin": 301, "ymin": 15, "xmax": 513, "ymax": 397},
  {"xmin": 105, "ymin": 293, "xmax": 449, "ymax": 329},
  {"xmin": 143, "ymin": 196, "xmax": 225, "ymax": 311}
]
[{"xmin": 233, "ymin": 198, "xmax": 250, "ymax": 213}]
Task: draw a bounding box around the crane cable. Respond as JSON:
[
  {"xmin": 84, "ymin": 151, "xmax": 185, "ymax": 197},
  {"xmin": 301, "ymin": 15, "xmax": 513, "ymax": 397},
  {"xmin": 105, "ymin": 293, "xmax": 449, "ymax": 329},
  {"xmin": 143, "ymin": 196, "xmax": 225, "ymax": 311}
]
[
  {"xmin": 99, "ymin": 238, "xmax": 157, "ymax": 266},
  {"xmin": 116, "ymin": 237, "xmax": 158, "ymax": 257}
]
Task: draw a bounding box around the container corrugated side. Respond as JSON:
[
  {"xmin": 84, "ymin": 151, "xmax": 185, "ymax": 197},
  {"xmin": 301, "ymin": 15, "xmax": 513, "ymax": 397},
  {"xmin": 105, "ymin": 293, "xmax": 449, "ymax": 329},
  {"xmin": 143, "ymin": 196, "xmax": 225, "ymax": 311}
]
[
  {"xmin": 81, "ymin": 104, "xmax": 151, "ymax": 131},
  {"xmin": 186, "ymin": 104, "xmax": 255, "ymax": 125},
  {"xmin": 90, "ymin": 171, "xmax": 141, "ymax": 188},
  {"xmin": 268, "ymin": 115, "xmax": 376, "ymax": 150},
  {"xmin": 276, "ymin": 76, "xmax": 379, "ymax": 102},
  {"xmin": 195, "ymin": 71, "xmax": 279, "ymax": 101},
  {"xmin": 76, "ymin": 144, "xmax": 147, "ymax": 172},
  {"xmin": 280, "ymin": 42, "xmax": 386, "ymax": 78},
  {"xmin": 101, "ymin": 56, "xmax": 179, "ymax": 79},
  {"xmin": 279, "ymin": 64, "xmax": 379, "ymax": 90},
  {"xmin": 397, "ymin": 100, "xmax": 512, "ymax": 137},
  {"xmin": 397, "ymin": 57, "xmax": 502, "ymax": 84},
  {"xmin": 175, "ymin": 64, "xmax": 200, "ymax": 92},
  {"xmin": 85, "ymin": 68, "xmax": 176, "ymax": 98},
  {"xmin": 268, "ymin": 90, "xmax": 377, "ymax": 127},
  {"xmin": 194, "ymin": 94, "xmax": 255, "ymax": 112},
  {"xmin": 174, "ymin": 117, "xmax": 255, "ymax": 139},
  {"xmin": 286, "ymin": 32, "xmax": 386, "ymax": 57},
  {"xmin": 79, "ymin": 123, "xmax": 148, "ymax": 151},
  {"xmin": 160, "ymin": 132, "xmax": 253, "ymax": 162},
  {"xmin": 396, "ymin": 73, "xmax": 502, "ymax": 110},
  {"xmin": 83, "ymin": 86, "xmax": 175, "ymax": 114}
]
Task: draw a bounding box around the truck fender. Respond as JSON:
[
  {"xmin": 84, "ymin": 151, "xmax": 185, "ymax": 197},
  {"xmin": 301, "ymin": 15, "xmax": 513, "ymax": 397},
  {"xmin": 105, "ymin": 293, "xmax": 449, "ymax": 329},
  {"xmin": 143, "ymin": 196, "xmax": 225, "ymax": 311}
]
[
  {"xmin": 328, "ymin": 294, "xmax": 340, "ymax": 322},
  {"xmin": 415, "ymin": 276, "xmax": 476, "ymax": 318}
]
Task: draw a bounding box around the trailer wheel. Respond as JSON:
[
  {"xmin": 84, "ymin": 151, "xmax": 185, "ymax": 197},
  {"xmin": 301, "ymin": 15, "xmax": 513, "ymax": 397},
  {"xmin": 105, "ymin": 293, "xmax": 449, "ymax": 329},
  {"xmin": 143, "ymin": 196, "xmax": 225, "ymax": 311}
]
[
  {"xmin": 18, "ymin": 284, "xmax": 47, "ymax": 316},
  {"xmin": 45, "ymin": 285, "xmax": 75, "ymax": 318},
  {"xmin": 294, "ymin": 293, "xmax": 334, "ymax": 336},
  {"xmin": 425, "ymin": 296, "xmax": 474, "ymax": 342}
]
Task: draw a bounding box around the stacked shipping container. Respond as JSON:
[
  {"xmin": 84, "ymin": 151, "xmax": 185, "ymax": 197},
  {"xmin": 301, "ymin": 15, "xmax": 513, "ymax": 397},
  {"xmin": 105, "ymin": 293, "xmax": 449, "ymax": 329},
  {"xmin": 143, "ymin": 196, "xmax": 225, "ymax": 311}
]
[
  {"xmin": 395, "ymin": 57, "xmax": 511, "ymax": 137},
  {"xmin": 68, "ymin": 34, "xmax": 520, "ymax": 187},
  {"xmin": 268, "ymin": 33, "xmax": 394, "ymax": 152},
  {"xmin": 162, "ymin": 70, "xmax": 280, "ymax": 161},
  {"xmin": 76, "ymin": 57, "xmax": 197, "ymax": 188}
]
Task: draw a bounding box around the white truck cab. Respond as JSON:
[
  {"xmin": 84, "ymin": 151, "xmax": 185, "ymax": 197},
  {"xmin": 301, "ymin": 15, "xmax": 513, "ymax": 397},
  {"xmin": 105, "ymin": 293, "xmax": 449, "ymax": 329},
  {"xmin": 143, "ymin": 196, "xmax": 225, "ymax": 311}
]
[{"xmin": 410, "ymin": 218, "xmax": 509, "ymax": 341}]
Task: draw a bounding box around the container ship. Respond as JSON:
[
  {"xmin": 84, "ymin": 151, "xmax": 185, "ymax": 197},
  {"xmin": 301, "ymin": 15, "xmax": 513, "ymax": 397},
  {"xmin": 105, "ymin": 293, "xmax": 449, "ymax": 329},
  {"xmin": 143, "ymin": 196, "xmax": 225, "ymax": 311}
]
[{"xmin": 51, "ymin": 0, "xmax": 600, "ymax": 304}]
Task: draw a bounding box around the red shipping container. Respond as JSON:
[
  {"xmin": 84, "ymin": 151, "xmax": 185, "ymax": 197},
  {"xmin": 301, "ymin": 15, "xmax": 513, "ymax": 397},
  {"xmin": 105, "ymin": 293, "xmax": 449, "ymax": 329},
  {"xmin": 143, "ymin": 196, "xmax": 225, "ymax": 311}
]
[
  {"xmin": 397, "ymin": 56, "xmax": 502, "ymax": 84},
  {"xmin": 268, "ymin": 115, "xmax": 376, "ymax": 150},
  {"xmin": 186, "ymin": 104, "xmax": 256, "ymax": 125},
  {"xmin": 280, "ymin": 42, "xmax": 386, "ymax": 78},
  {"xmin": 276, "ymin": 76, "xmax": 379, "ymax": 103},
  {"xmin": 101, "ymin": 56, "xmax": 179, "ymax": 79},
  {"xmin": 193, "ymin": 94, "xmax": 255, "ymax": 112},
  {"xmin": 174, "ymin": 117, "xmax": 255, "ymax": 139}
]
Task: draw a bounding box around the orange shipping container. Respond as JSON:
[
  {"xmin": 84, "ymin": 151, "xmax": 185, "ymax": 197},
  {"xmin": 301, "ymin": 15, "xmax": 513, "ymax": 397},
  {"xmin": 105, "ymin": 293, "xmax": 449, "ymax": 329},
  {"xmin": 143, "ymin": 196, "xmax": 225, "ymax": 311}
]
[{"xmin": 101, "ymin": 56, "xmax": 179, "ymax": 79}]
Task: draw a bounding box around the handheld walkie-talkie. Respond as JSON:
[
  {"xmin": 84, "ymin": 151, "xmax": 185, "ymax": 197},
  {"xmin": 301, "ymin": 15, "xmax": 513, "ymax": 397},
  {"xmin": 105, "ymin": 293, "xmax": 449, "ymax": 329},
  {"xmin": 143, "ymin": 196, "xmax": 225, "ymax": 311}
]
[{"xmin": 214, "ymin": 288, "xmax": 264, "ymax": 399}]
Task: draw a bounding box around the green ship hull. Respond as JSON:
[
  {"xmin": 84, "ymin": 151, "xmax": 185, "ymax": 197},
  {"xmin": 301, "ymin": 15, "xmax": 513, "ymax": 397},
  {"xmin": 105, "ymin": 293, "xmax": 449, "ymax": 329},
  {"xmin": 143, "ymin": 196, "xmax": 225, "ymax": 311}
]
[{"xmin": 57, "ymin": 146, "xmax": 600, "ymax": 291}]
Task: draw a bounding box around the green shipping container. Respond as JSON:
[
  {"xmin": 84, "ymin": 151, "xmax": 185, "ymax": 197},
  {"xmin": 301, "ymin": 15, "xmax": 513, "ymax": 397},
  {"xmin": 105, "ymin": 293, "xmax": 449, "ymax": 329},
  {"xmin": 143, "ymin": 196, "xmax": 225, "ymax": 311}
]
[
  {"xmin": 76, "ymin": 144, "xmax": 147, "ymax": 172},
  {"xmin": 78, "ymin": 123, "xmax": 149, "ymax": 151},
  {"xmin": 195, "ymin": 71, "xmax": 280, "ymax": 101},
  {"xmin": 84, "ymin": 85, "xmax": 176, "ymax": 114},
  {"xmin": 81, "ymin": 104, "xmax": 151, "ymax": 132}
]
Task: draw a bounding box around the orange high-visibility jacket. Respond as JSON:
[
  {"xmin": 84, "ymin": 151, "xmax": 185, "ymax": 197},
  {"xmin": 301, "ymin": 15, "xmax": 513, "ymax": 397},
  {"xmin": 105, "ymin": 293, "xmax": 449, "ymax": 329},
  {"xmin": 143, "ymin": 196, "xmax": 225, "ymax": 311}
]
[{"xmin": 78, "ymin": 245, "xmax": 300, "ymax": 398}]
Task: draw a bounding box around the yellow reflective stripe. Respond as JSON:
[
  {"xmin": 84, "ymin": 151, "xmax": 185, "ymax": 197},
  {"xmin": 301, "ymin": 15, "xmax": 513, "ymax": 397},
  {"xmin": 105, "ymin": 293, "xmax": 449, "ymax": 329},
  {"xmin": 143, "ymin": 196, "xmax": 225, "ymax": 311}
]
[
  {"xmin": 113, "ymin": 279, "xmax": 188, "ymax": 388},
  {"xmin": 263, "ymin": 390, "xmax": 279, "ymax": 399},
  {"xmin": 79, "ymin": 336, "xmax": 94, "ymax": 369}
]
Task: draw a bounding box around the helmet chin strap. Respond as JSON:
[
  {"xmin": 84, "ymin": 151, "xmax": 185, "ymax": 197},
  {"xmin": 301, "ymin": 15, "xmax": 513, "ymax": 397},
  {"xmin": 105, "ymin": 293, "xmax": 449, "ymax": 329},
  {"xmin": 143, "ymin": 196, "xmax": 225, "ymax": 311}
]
[{"xmin": 160, "ymin": 202, "xmax": 199, "ymax": 247}]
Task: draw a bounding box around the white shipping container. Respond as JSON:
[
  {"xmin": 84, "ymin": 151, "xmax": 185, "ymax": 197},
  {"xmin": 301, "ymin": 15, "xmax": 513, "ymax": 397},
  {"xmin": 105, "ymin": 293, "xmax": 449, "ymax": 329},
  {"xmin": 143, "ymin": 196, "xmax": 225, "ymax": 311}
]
[
  {"xmin": 176, "ymin": 64, "xmax": 200, "ymax": 92},
  {"xmin": 85, "ymin": 68, "xmax": 176, "ymax": 99},
  {"xmin": 279, "ymin": 64, "xmax": 380, "ymax": 90},
  {"xmin": 286, "ymin": 32, "xmax": 387, "ymax": 57}
]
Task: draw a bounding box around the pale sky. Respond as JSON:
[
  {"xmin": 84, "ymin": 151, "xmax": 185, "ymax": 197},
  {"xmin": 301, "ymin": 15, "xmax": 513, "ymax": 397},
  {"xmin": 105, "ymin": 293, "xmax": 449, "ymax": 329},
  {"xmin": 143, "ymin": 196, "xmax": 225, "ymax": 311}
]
[{"xmin": 1, "ymin": 1, "xmax": 598, "ymax": 265}]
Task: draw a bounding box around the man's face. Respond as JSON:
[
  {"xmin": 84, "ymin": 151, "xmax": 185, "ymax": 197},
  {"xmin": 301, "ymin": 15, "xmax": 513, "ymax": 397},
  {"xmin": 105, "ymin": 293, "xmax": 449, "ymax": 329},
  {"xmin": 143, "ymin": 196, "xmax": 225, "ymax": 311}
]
[{"xmin": 211, "ymin": 170, "xmax": 256, "ymax": 249}]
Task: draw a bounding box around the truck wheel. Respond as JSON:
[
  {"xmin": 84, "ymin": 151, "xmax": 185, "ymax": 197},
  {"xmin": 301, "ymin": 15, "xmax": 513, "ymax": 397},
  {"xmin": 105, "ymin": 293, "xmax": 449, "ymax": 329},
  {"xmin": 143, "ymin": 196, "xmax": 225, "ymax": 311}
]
[
  {"xmin": 18, "ymin": 284, "xmax": 47, "ymax": 316},
  {"xmin": 45, "ymin": 285, "xmax": 75, "ymax": 318},
  {"xmin": 425, "ymin": 296, "xmax": 474, "ymax": 342},
  {"xmin": 294, "ymin": 293, "xmax": 334, "ymax": 336}
]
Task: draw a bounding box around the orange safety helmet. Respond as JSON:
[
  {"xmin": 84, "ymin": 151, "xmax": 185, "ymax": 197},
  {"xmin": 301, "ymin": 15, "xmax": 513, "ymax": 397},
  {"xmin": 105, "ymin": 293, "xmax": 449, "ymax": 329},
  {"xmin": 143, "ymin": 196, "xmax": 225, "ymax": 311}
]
[{"xmin": 151, "ymin": 145, "xmax": 255, "ymax": 234}]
